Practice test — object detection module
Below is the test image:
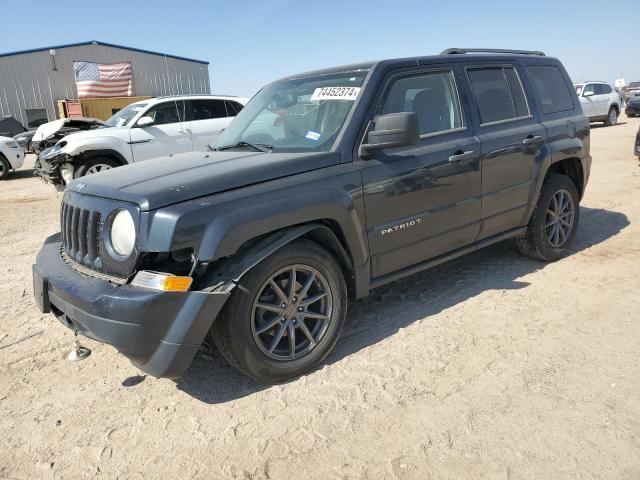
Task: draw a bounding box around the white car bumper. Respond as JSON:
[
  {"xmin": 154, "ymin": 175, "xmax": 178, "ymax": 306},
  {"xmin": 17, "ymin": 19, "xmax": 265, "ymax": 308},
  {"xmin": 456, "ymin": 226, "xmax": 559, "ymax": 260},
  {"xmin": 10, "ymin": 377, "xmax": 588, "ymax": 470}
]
[{"xmin": 6, "ymin": 147, "xmax": 25, "ymax": 169}]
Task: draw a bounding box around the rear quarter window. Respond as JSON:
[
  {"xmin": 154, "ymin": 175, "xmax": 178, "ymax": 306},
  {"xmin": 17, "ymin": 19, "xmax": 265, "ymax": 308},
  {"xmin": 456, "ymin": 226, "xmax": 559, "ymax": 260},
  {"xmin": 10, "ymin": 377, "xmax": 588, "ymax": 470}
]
[
  {"xmin": 225, "ymin": 101, "xmax": 244, "ymax": 116},
  {"xmin": 526, "ymin": 65, "xmax": 575, "ymax": 115}
]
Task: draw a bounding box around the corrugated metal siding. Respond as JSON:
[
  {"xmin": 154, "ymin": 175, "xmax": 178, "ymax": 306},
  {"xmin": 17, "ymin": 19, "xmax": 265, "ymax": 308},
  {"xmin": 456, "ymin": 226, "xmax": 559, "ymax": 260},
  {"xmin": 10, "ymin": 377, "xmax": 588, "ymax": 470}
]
[{"xmin": 0, "ymin": 43, "xmax": 210, "ymax": 128}]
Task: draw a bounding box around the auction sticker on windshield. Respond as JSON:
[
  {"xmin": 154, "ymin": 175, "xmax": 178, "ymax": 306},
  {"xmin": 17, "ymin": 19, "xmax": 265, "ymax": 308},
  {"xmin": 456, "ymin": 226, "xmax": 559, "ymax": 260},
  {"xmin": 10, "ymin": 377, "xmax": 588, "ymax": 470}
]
[{"xmin": 311, "ymin": 87, "xmax": 361, "ymax": 101}]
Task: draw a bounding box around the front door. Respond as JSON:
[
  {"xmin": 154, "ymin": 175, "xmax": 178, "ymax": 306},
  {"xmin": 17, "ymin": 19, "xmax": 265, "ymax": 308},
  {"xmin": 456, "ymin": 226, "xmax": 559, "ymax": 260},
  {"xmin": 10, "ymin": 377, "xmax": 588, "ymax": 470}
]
[
  {"xmin": 580, "ymin": 83, "xmax": 597, "ymax": 117},
  {"xmin": 462, "ymin": 63, "xmax": 546, "ymax": 239},
  {"xmin": 360, "ymin": 66, "xmax": 482, "ymax": 279},
  {"xmin": 129, "ymin": 100, "xmax": 192, "ymax": 162}
]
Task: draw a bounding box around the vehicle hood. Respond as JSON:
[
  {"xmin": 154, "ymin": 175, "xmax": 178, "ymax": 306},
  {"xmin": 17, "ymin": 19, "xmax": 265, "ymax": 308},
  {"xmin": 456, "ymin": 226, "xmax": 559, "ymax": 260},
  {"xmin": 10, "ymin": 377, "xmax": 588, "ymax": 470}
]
[
  {"xmin": 67, "ymin": 150, "xmax": 341, "ymax": 211},
  {"xmin": 58, "ymin": 125, "xmax": 126, "ymax": 145},
  {"xmin": 32, "ymin": 118, "xmax": 107, "ymax": 142}
]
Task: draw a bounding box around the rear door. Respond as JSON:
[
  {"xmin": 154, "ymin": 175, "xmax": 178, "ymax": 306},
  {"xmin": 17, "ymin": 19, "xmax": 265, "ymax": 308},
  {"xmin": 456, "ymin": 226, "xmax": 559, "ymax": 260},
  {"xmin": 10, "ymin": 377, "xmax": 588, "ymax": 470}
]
[
  {"xmin": 600, "ymin": 84, "xmax": 616, "ymax": 114},
  {"xmin": 462, "ymin": 62, "xmax": 546, "ymax": 239},
  {"xmin": 360, "ymin": 64, "xmax": 482, "ymax": 278},
  {"xmin": 593, "ymin": 84, "xmax": 608, "ymax": 116},
  {"xmin": 188, "ymin": 99, "xmax": 237, "ymax": 150},
  {"xmin": 128, "ymin": 100, "xmax": 191, "ymax": 161}
]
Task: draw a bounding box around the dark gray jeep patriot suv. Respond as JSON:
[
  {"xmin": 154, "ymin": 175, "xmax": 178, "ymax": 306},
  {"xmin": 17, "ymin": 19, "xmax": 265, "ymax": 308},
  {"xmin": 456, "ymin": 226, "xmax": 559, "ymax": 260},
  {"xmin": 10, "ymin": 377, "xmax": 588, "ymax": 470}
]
[{"xmin": 33, "ymin": 48, "xmax": 591, "ymax": 382}]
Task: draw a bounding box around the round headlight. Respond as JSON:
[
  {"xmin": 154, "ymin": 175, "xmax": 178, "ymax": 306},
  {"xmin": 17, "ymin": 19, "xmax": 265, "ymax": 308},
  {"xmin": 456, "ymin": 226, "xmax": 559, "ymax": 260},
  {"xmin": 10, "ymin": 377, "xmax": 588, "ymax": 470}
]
[{"xmin": 110, "ymin": 209, "xmax": 136, "ymax": 256}]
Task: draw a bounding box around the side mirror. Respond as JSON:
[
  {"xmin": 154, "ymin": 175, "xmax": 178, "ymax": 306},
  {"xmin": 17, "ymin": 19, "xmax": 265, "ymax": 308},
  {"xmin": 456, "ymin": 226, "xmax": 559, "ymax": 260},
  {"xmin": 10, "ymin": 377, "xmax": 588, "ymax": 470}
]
[
  {"xmin": 583, "ymin": 90, "xmax": 595, "ymax": 98},
  {"xmin": 136, "ymin": 116, "xmax": 155, "ymax": 128},
  {"xmin": 359, "ymin": 112, "xmax": 420, "ymax": 159}
]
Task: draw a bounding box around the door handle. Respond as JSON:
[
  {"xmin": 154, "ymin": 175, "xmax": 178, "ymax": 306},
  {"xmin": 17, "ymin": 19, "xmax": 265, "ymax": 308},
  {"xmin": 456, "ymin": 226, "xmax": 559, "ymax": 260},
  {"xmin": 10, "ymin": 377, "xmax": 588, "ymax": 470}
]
[
  {"xmin": 448, "ymin": 150, "xmax": 476, "ymax": 163},
  {"xmin": 522, "ymin": 135, "xmax": 543, "ymax": 146}
]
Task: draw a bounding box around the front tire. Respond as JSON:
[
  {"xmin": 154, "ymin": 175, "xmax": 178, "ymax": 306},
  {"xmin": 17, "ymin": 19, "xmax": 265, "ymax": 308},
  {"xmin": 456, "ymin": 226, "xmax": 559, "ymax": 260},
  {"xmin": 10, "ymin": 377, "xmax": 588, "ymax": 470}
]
[
  {"xmin": 0, "ymin": 155, "xmax": 10, "ymax": 180},
  {"xmin": 211, "ymin": 239, "xmax": 347, "ymax": 383},
  {"xmin": 604, "ymin": 107, "xmax": 618, "ymax": 126},
  {"xmin": 516, "ymin": 174, "xmax": 580, "ymax": 261},
  {"xmin": 74, "ymin": 157, "xmax": 118, "ymax": 178}
]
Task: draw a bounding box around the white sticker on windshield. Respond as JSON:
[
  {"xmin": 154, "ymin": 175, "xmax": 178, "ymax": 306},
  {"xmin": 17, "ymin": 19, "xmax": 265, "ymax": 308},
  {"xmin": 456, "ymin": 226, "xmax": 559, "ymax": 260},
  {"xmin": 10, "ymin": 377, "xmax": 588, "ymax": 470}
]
[
  {"xmin": 305, "ymin": 131, "xmax": 321, "ymax": 141},
  {"xmin": 311, "ymin": 86, "xmax": 361, "ymax": 101}
]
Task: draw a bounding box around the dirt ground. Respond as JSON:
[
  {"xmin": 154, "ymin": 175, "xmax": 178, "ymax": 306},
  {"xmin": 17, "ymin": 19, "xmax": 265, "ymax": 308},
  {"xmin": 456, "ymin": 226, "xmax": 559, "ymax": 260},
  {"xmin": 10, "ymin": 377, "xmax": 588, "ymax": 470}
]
[{"xmin": 1, "ymin": 116, "xmax": 639, "ymax": 480}]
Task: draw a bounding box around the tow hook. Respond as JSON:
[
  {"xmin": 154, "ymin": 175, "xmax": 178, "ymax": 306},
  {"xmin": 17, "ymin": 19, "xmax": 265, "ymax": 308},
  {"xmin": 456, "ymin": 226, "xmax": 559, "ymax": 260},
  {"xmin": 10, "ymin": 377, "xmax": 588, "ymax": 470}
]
[{"xmin": 67, "ymin": 331, "xmax": 91, "ymax": 361}]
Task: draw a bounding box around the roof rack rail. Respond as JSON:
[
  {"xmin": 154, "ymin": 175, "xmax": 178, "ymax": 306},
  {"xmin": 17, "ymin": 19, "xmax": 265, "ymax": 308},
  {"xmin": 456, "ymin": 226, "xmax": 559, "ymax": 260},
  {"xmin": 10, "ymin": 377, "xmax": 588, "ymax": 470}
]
[{"xmin": 441, "ymin": 48, "xmax": 545, "ymax": 56}]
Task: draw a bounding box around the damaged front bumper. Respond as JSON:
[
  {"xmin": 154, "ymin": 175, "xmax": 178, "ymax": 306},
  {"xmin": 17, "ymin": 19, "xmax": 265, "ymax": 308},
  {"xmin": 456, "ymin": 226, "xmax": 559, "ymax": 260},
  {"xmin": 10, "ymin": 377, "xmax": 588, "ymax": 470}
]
[
  {"xmin": 34, "ymin": 148, "xmax": 72, "ymax": 191},
  {"xmin": 33, "ymin": 233, "xmax": 232, "ymax": 378}
]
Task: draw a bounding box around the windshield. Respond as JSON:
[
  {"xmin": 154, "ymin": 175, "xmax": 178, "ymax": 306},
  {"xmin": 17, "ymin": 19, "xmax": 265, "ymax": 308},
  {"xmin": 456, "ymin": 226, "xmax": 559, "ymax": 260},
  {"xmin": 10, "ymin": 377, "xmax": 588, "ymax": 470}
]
[
  {"xmin": 215, "ymin": 71, "xmax": 368, "ymax": 152},
  {"xmin": 574, "ymin": 84, "xmax": 583, "ymax": 95},
  {"xmin": 105, "ymin": 103, "xmax": 148, "ymax": 127}
]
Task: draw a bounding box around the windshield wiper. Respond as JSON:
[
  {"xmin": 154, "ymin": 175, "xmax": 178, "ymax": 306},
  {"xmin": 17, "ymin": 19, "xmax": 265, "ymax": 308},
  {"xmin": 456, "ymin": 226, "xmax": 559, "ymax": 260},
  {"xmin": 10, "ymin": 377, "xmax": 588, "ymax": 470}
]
[{"xmin": 215, "ymin": 141, "xmax": 272, "ymax": 153}]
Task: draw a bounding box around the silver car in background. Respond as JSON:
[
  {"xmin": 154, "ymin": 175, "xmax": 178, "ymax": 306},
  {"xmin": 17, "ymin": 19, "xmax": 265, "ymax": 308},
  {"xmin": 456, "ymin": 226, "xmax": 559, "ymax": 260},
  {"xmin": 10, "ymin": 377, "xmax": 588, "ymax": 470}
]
[{"xmin": 574, "ymin": 81, "xmax": 622, "ymax": 126}]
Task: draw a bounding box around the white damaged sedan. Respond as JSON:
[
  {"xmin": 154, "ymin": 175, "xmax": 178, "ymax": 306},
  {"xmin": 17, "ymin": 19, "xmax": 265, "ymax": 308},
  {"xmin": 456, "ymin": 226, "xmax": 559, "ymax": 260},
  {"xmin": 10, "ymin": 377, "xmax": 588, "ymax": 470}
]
[{"xmin": 0, "ymin": 136, "xmax": 25, "ymax": 180}]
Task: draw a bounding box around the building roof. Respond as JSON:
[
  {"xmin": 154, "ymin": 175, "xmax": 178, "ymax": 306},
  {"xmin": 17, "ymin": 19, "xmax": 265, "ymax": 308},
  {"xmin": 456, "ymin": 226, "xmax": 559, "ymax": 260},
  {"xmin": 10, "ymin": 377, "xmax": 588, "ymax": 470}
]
[{"xmin": 0, "ymin": 40, "xmax": 209, "ymax": 65}]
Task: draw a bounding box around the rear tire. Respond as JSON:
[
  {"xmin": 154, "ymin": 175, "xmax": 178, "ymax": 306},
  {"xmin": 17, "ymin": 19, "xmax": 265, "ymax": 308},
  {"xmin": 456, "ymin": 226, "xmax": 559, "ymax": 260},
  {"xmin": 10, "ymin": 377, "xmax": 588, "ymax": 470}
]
[
  {"xmin": 516, "ymin": 174, "xmax": 580, "ymax": 261},
  {"xmin": 74, "ymin": 157, "xmax": 118, "ymax": 178},
  {"xmin": 211, "ymin": 239, "xmax": 347, "ymax": 383},
  {"xmin": 604, "ymin": 107, "xmax": 618, "ymax": 126},
  {"xmin": 0, "ymin": 155, "xmax": 10, "ymax": 180}
]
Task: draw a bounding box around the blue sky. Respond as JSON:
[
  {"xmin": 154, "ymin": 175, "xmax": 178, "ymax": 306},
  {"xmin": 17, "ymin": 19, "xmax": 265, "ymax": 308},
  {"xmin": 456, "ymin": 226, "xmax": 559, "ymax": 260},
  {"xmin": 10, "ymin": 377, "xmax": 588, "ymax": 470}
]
[{"xmin": 3, "ymin": 0, "xmax": 638, "ymax": 96}]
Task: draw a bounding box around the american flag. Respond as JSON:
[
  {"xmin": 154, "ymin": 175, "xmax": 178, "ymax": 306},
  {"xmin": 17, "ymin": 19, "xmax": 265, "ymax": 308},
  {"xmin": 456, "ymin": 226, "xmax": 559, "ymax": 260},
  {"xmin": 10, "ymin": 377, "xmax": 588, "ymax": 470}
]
[{"xmin": 73, "ymin": 61, "xmax": 134, "ymax": 98}]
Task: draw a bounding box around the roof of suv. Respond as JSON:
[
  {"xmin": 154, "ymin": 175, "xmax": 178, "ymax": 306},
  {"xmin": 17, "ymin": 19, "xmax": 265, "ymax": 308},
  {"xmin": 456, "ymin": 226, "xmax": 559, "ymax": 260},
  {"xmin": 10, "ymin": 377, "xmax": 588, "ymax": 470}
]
[
  {"xmin": 129, "ymin": 95, "xmax": 250, "ymax": 107},
  {"xmin": 276, "ymin": 48, "xmax": 554, "ymax": 82}
]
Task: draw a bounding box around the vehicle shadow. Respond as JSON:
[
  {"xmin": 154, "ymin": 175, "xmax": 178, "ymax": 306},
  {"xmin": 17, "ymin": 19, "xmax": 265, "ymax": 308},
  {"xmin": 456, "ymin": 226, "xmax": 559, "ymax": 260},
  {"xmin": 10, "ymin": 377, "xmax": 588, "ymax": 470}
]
[
  {"xmin": 590, "ymin": 121, "xmax": 627, "ymax": 129},
  {"xmin": 175, "ymin": 207, "xmax": 629, "ymax": 403},
  {"xmin": 9, "ymin": 168, "xmax": 35, "ymax": 180}
]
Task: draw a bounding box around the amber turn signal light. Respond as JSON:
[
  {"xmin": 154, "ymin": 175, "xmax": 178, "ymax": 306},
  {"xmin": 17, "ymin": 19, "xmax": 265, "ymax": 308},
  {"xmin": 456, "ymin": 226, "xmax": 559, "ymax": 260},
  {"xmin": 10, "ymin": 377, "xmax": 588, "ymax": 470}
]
[{"xmin": 130, "ymin": 271, "xmax": 193, "ymax": 292}]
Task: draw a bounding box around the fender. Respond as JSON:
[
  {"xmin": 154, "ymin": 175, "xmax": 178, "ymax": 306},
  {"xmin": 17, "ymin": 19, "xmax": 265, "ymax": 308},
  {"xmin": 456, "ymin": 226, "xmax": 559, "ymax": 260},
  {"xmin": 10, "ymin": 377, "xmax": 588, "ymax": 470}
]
[
  {"xmin": 63, "ymin": 134, "xmax": 134, "ymax": 164},
  {"xmin": 520, "ymin": 115, "xmax": 590, "ymax": 226},
  {"xmin": 76, "ymin": 149, "xmax": 129, "ymax": 166},
  {"xmin": 143, "ymin": 163, "xmax": 370, "ymax": 269},
  {"xmin": 201, "ymin": 223, "xmax": 369, "ymax": 299},
  {"xmin": 202, "ymin": 224, "xmax": 320, "ymax": 292},
  {"xmin": 140, "ymin": 163, "xmax": 371, "ymax": 296}
]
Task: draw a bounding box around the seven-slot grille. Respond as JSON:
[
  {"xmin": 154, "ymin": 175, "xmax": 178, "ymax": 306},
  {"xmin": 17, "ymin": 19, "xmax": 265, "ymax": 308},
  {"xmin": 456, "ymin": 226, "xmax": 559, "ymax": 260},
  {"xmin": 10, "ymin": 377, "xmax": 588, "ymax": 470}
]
[{"xmin": 60, "ymin": 201, "xmax": 102, "ymax": 268}]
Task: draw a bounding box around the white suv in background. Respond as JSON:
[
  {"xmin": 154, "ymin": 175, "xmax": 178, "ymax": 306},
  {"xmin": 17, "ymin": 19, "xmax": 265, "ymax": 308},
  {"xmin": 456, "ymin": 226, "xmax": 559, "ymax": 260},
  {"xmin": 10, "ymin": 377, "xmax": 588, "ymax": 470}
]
[
  {"xmin": 0, "ymin": 136, "xmax": 25, "ymax": 180},
  {"xmin": 574, "ymin": 82, "xmax": 622, "ymax": 126},
  {"xmin": 35, "ymin": 95, "xmax": 249, "ymax": 189}
]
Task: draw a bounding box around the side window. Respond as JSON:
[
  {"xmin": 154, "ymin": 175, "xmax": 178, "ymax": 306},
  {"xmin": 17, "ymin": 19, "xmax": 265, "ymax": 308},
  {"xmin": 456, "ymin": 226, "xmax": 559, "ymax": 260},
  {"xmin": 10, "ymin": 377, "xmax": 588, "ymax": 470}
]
[
  {"xmin": 225, "ymin": 100, "xmax": 244, "ymax": 116},
  {"xmin": 467, "ymin": 66, "xmax": 530, "ymax": 124},
  {"xmin": 526, "ymin": 65, "xmax": 575, "ymax": 115},
  {"xmin": 603, "ymin": 84, "xmax": 613, "ymax": 94},
  {"xmin": 582, "ymin": 84, "xmax": 595, "ymax": 96},
  {"xmin": 191, "ymin": 99, "xmax": 228, "ymax": 120},
  {"xmin": 594, "ymin": 84, "xmax": 605, "ymax": 96},
  {"xmin": 379, "ymin": 69, "xmax": 463, "ymax": 136},
  {"xmin": 146, "ymin": 101, "xmax": 185, "ymax": 125}
]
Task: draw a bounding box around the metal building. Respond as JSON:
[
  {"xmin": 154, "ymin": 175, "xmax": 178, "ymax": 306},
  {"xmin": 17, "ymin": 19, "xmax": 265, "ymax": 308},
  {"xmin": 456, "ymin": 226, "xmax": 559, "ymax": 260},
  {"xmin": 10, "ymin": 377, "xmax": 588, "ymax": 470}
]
[{"xmin": 0, "ymin": 40, "xmax": 210, "ymax": 129}]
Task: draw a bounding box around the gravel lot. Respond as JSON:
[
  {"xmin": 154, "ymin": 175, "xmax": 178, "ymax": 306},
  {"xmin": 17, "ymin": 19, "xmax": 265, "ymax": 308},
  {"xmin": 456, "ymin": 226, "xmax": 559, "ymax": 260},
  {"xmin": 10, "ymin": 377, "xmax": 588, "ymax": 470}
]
[{"xmin": 1, "ymin": 116, "xmax": 639, "ymax": 480}]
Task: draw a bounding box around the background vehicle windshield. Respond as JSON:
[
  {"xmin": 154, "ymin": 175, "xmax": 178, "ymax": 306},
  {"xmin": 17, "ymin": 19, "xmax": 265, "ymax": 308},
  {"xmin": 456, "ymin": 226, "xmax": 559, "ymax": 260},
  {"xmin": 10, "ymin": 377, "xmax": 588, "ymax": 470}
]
[
  {"xmin": 574, "ymin": 84, "xmax": 583, "ymax": 95},
  {"xmin": 215, "ymin": 71, "xmax": 368, "ymax": 152},
  {"xmin": 105, "ymin": 103, "xmax": 148, "ymax": 127}
]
